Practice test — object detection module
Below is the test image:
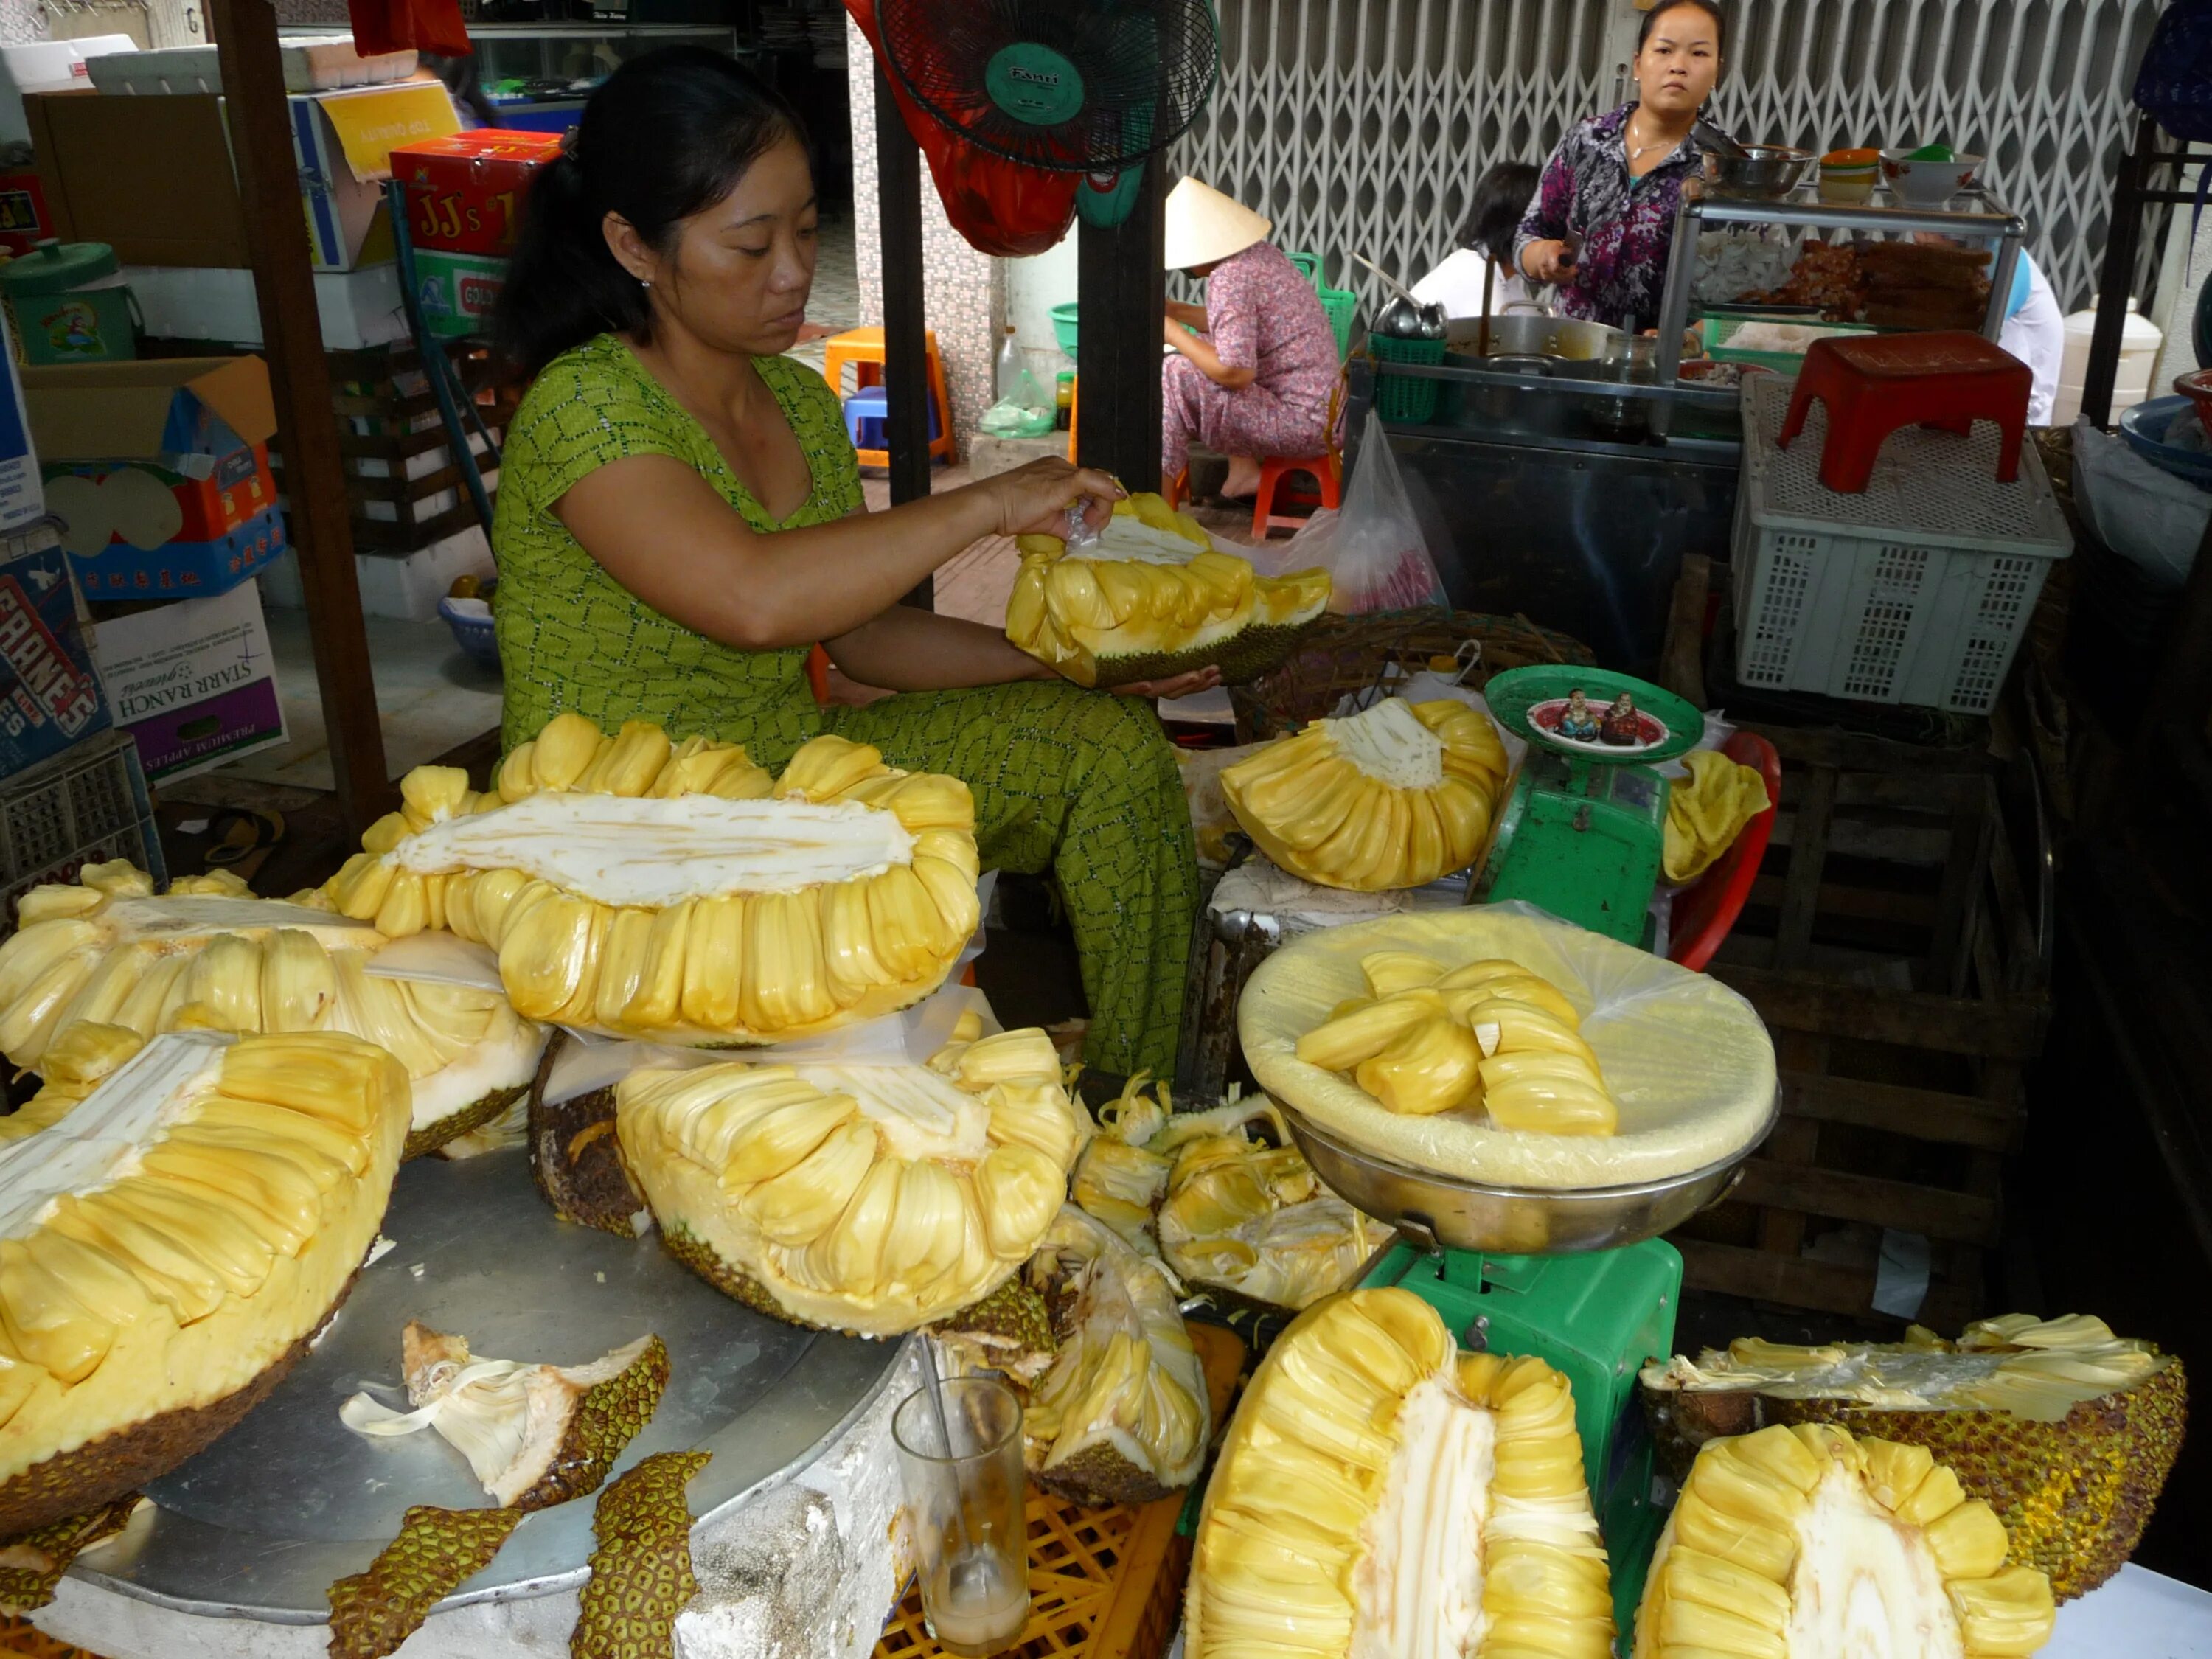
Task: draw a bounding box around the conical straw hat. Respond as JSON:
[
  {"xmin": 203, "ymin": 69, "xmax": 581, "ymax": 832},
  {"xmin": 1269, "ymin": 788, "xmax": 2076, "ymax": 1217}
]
[{"xmin": 1164, "ymin": 177, "xmax": 1273, "ymax": 271}]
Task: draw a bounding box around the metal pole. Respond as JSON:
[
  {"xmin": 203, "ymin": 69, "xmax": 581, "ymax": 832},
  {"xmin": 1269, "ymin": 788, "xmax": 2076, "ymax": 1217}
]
[
  {"xmin": 874, "ymin": 62, "xmax": 932, "ymax": 608},
  {"xmin": 2083, "ymin": 118, "xmax": 2152, "ymax": 430},
  {"xmin": 1077, "ymin": 156, "xmax": 1167, "ymax": 490}
]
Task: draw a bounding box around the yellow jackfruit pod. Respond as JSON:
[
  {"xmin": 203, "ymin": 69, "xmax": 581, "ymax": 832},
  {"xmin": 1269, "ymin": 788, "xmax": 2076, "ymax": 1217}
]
[{"xmin": 320, "ymin": 716, "xmax": 982, "ymax": 1047}]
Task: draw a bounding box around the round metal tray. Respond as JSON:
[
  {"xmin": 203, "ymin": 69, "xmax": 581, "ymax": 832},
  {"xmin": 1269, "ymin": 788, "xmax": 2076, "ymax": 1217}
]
[
  {"xmin": 1279, "ymin": 1099, "xmax": 1774, "ymax": 1256},
  {"xmin": 74, "ymin": 1147, "xmax": 905, "ymax": 1623}
]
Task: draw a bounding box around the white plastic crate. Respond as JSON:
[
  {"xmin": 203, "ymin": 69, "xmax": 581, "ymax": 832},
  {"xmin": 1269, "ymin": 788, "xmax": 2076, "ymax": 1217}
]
[
  {"xmin": 0, "ymin": 729, "xmax": 162, "ymax": 922},
  {"xmin": 86, "ymin": 37, "xmax": 416, "ymax": 95},
  {"xmin": 1732, "ymin": 372, "xmax": 2072, "ymax": 714}
]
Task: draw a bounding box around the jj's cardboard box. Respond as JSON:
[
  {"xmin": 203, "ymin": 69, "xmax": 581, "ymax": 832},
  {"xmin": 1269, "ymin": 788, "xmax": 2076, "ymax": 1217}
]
[
  {"xmin": 392, "ymin": 129, "xmax": 558, "ymax": 257},
  {"xmin": 92, "ymin": 579, "xmax": 284, "ymax": 784},
  {"xmin": 0, "ymin": 522, "xmax": 111, "ymax": 782},
  {"xmin": 26, "ymin": 79, "xmax": 460, "ymax": 271},
  {"xmin": 22, "ymin": 355, "xmax": 286, "ymax": 597}
]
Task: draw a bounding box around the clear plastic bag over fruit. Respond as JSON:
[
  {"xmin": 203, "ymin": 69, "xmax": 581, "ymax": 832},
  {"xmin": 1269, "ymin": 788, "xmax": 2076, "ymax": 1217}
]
[
  {"xmin": 1258, "ymin": 411, "xmax": 1448, "ymax": 613},
  {"xmin": 845, "ymin": 0, "xmax": 1079, "ymax": 257}
]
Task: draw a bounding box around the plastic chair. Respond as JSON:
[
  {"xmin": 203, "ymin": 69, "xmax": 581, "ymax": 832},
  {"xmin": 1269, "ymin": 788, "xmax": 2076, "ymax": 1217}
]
[
  {"xmin": 821, "ymin": 327, "xmax": 955, "ymax": 467},
  {"xmin": 1667, "ymin": 731, "xmax": 1783, "ymax": 973},
  {"xmin": 843, "ymin": 386, "xmax": 940, "ymax": 453},
  {"xmin": 1777, "ymin": 330, "xmax": 2029, "ymax": 493},
  {"xmin": 1250, "ymin": 455, "xmax": 1342, "ymax": 538}
]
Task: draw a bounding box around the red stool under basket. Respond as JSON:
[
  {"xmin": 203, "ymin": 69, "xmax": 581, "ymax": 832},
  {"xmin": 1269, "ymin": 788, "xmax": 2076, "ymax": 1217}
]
[
  {"xmin": 1668, "ymin": 731, "xmax": 1783, "ymax": 974},
  {"xmin": 1251, "ymin": 453, "xmax": 1341, "ymax": 538},
  {"xmin": 1776, "ymin": 330, "xmax": 2030, "ymax": 494}
]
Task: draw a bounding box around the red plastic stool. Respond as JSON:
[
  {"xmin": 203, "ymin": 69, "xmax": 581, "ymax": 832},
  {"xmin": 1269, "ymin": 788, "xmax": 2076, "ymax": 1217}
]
[
  {"xmin": 1776, "ymin": 330, "xmax": 2030, "ymax": 494},
  {"xmin": 1251, "ymin": 453, "xmax": 1341, "ymax": 538},
  {"xmin": 1667, "ymin": 731, "xmax": 1783, "ymax": 973},
  {"xmin": 806, "ymin": 644, "xmax": 831, "ymax": 705}
]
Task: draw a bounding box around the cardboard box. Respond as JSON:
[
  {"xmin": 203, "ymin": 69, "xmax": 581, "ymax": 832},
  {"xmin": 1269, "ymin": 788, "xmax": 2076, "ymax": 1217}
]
[
  {"xmin": 0, "ymin": 36, "xmax": 136, "ymax": 149},
  {"xmin": 412, "ymin": 248, "xmax": 507, "ymax": 339},
  {"xmin": 68, "ymin": 504, "xmax": 285, "ymax": 599},
  {"xmin": 27, "ymin": 80, "xmax": 460, "ymax": 271},
  {"xmin": 122, "ymin": 262, "xmax": 410, "ymax": 351},
  {"xmin": 391, "ymin": 130, "xmax": 558, "ymax": 256},
  {"xmin": 92, "ymin": 578, "xmax": 284, "ymax": 782},
  {"xmin": 0, "ymin": 169, "xmax": 51, "ymax": 258},
  {"xmin": 25, "ymin": 355, "xmax": 279, "ymax": 568},
  {"xmin": 0, "ymin": 314, "xmax": 44, "ymax": 533},
  {"xmin": 0, "ymin": 522, "xmax": 111, "ymax": 780}
]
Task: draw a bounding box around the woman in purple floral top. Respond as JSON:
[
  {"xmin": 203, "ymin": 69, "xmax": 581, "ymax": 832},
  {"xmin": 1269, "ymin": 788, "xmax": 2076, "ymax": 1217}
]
[{"xmin": 1514, "ymin": 0, "xmax": 1734, "ymax": 330}]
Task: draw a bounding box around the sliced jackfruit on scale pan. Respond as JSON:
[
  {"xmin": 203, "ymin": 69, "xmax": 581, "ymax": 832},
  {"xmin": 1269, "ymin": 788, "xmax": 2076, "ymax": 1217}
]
[
  {"xmin": 323, "ymin": 714, "xmax": 982, "ymax": 1047},
  {"xmin": 1006, "ymin": 492, "xmax": 1330, "ymax": 688},
  {"xmin": 0, "ymin": 1029, "xmax": 408, "ymax": 1536},
  {"xmin": 1222, "ymin": 697, "xmax": 1511, "ymax": 891},
  {"xmin": 1634, "ymin": 1422, "xmax": 2057, "ymax": 1658},
  {"xmin": 1186, "ymin": 1286, "xmax": 1614, "ymax": 1659},
  {"xmin": 0, "ymin": 860, "xmax": 544, "ymax": 1158}
]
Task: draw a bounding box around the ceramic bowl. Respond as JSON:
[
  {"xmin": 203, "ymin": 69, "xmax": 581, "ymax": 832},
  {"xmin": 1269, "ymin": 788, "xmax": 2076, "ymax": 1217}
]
[{"xmin": 1879, "ymin": 150, "xmax": 1983, "ymax": 208}]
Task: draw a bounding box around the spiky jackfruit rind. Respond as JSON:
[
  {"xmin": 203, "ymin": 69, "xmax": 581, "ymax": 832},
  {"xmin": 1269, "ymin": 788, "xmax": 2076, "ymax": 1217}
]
[
  {"xmin": 574, "ymin": 1450, "xmax": 710, "ymax": 1659},
  {"xmin": 1651, "ymin": 1363, "xmax": 2186, "ymax": 1603},
  {"xmin": 403, "ymin": 1082, "xmax": 527, "ymax": 1164},
  {"xmin": 527, "ymin": 1040, "xmax": 644, "ymax": 1238},
  {"xmin": 1032, "ymin": 1441, "xmax": 1176, "ymax": 1509},
  {"xmin": 327, "ymin": 1503, "xmax": 526, "ymax": 1659},
  {"xmin": 1089, "ymin": 616, "xmax": 1325, "ymax": 690},
  {"xmin": 0, "ymin": 1492, "xmax": 139, "ymax": 1611},
  {"xmin": 0, "ymin": 1262, "xmax": 363, "ymax": 1537},
  {"xmin": 661, "ymin": 1220, "xmax": 807, "ymax": 1324},
  {"xmin": 933, "ymin": 1272, "xmax": 1056, "ymax": 1371},
  {"xmin": 510, "ymin": 1335, "xmax": 671, "ymax": 1513}
]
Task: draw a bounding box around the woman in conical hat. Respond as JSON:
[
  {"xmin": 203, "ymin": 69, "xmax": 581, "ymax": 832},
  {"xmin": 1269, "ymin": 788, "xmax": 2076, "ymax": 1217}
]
[{"xmin": 1161, "ymin": 177, "xmax": 1339, "ymax": 502}]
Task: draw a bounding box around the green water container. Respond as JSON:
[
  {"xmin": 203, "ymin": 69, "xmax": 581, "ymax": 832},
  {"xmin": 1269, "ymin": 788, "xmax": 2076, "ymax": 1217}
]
[{"xmin": 0, "ymin": 240, "xmax": 139, "ymax": 366}]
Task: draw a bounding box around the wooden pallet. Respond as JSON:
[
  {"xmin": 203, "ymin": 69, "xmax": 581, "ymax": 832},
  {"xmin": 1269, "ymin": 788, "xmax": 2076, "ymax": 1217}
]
[
  {"xmin": 1671, "ymin": 723, "xmax": 2050, "ymax": 1329},
  {"xmin": 875, "ymin": 1321, "xmax": 1245, "ymax": 1659}
]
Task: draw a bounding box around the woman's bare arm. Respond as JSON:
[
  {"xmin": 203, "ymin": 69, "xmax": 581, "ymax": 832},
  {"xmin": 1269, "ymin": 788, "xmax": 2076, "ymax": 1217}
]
[
  {"xmin": 554, "ymin": 453, "xmax": 1118, "ymax": 651},
  {"xmin": 824, "ymin": 605, "xmax": 1053, "ymax": 691},
  {"xmin": 1164, "ymin": 318, "xmax": 1257, "ymax": 390}
]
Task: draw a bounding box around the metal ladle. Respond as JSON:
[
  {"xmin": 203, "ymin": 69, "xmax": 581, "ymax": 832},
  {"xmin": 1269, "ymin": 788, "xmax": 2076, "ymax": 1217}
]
[{"xmin": 1353, "ymin": 250, "xmax": 1448, "ymax": 339}]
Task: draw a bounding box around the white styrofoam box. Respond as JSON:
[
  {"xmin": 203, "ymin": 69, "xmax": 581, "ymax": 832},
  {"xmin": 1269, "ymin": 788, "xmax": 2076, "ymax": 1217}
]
[
  {"xmin": 1731, "ymin": 373, "xmax": 2073, "ymax": 715},
  {"xmin": 125, "ymin": 264, "xmax": 410, "ymax": 352},
  {"xmin": 0, "ymin": 37, "xmax": 138, "ymax": 148},
  {"xmin": 257, "ymin": 524, "xmax": 494, "ymax": 623},
  {"xmin": 86, "ymin": 37, "xmax": 417, "ymax": 96}
]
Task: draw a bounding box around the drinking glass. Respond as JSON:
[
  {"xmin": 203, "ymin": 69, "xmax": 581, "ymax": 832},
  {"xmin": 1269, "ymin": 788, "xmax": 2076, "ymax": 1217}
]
[{"xmin": 892, "ymin": 1376, "xmax": 1031, "ymax": 1658}]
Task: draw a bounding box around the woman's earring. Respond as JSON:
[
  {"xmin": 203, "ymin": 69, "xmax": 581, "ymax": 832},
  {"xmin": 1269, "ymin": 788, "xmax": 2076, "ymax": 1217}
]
[{"xmin": 640, "ymin": 277, "xmax": 653, "ymax": 288}]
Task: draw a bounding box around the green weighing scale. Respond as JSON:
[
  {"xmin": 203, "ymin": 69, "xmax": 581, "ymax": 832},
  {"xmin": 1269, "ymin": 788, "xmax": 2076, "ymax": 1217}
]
[{"xmin": 1474, "ymin": 665, "xmax": 1707, "ymax": 947}]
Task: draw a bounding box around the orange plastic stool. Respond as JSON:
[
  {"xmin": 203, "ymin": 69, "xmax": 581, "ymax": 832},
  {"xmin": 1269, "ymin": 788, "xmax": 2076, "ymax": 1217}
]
[
  {"xmin": 1251, "ymin": 453, "xmax": 1341, "ymax": 538},
  {"xmin": 1164, "ymin": 465, "xmax": 1189, "ymax": 509},
  {"xmin": 821, "ymin": 327, "xmax": 956, "ymax": 467},
  {"xmin": 806, "ymin": 643, "xmax": 831, "ymax": 705},
  {"xmin": 1776, "ymin": 330, "xmax": 2029, "ymax": 494}
]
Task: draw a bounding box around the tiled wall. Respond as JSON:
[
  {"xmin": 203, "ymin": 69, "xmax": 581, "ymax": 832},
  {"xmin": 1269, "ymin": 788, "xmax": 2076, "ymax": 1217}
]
[{"xmin": 846, "ymin": 14, "xmax": 996, "ymax": 460}]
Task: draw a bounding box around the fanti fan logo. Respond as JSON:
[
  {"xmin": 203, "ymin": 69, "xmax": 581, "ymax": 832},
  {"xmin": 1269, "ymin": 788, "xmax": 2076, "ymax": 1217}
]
[{"xmin": 984, "ymin": 43, "xmax": 1086, "ymax": 126}]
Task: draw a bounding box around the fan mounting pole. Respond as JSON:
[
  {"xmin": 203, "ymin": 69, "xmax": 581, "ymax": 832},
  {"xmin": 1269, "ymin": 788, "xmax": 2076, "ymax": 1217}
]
[
  {"xmin": 1076, "ymin": 153, "xmax": 1166, "ymax": 491},
  {"xmin": 874, "ymin": 59, "xmax": 935, "ymax": 609}
]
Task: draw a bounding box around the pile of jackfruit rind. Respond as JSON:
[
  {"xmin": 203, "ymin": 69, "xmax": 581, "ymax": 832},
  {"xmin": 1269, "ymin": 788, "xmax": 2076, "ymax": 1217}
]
[{"xmin": 1005, "ymin": 492, "xmax": 1332, "ymax": 689}]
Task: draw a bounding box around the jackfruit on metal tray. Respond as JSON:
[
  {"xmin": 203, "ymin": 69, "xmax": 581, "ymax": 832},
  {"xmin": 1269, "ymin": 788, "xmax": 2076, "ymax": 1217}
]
[
  {"xmin": 1186, "ymin": 1286, "xmax": 1613, "ymax": 1659},
  {"xmin": 1071, "ymin": 1076, "xmax": 1382, "ymax": 1314},
  {"xmin": 939, "ymin": 1205, "xmax": 1209, "ymax": 1507},
  {"xmin": 615, "ymin": 1018, "xmax": 1088, "ymax": 1337},
  {"xmin": 0, "ymin": 1029, "xmax": 408, "ymax": 1535},
  {"xmin": 1635, "ymin": 1422, "xmax": 2057, "ymax": 1657},
  {"xmin": 1239, "ymin": 905, "xmax": 1775, "ymax": 1191},
  {"xmin": 1221, "ymin": 696, "xmax": 1512, "ymax": 891},
  {"xmin": 1005, "ymin": 492, "xmax": 1331, "ymax": 688},
  {"xmin": 1641, "ymin": 1312, "xmax": 2189, "ymax": 1601},
  {"xmin": 323, "ymin": 714, "xmax": 984, "ymax": 1046},
  {"xmin": 0, "ymin": 861, "xmax": 544, "ymax": 1158}
]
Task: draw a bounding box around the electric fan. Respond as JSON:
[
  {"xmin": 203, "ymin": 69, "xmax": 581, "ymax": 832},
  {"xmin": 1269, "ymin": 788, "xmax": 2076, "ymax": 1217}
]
[{"xmin": 875, "ymin": 0, "xmax": 1220, "ymax": 227}]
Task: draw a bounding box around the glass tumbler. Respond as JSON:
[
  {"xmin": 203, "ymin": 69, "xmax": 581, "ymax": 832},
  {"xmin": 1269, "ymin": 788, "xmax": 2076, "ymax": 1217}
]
[{"xmin": 892, "ymin": 1377, "xmax": 1032, "ymax": 1657}]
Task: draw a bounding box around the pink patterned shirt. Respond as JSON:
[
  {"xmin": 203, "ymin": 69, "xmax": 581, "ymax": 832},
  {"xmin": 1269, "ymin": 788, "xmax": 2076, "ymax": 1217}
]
[{"xmin": 1204, "ymin": 242, "xmax": 1340, "ymax": 418}]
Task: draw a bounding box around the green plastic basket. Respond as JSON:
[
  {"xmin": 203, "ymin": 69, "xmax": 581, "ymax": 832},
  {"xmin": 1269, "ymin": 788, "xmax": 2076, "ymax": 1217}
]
[
  {"xmin": 1049, "ymin": 301, "xmax": 1080, "ymax": 356},
  {"xmin": 1370, "ymin": 333, "xmax": 1445, "ymax": 423},
  {"xmin": 1702, "ymin": 311, "xmax": 1879, "ymax": 372},
  {"xmin": 1319, "ymin": 285, "xmax": 1357, "ymax": 359}
]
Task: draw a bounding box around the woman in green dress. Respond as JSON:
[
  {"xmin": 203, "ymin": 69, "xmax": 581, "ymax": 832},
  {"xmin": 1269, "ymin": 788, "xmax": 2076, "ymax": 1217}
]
[{"xmin": 489, "ymin": 48, "xmax": 1210, "ymax": 1078}]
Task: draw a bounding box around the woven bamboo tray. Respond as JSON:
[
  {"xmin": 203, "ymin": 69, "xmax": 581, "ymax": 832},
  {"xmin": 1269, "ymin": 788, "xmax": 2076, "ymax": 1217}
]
[{"xmin": 874, "ymin": 1321, "xmax": 1246, "ymax": 1659}]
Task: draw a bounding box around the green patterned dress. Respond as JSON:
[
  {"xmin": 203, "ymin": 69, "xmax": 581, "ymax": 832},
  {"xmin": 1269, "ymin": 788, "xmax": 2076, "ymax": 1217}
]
[{"xmin": 493, "ymin": 334, "xmax": 1196, "ymax": 1076}]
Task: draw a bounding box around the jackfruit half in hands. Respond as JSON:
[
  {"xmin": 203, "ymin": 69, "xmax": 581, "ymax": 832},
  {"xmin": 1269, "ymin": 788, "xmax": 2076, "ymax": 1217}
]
[
  {"xmin": 1186, "ymin": 1287, "xmax": 1613, "ymax": 1659},
  {"xmin": 1005, "ymin": 492, "xmax": 1330, "ymax": 689},
  {"xmin": 1292, "ymin": 950, "xmax": 1618, "ymax": 1135},
  {"xmin": 613, "ymin": 1026, "xmax": 1087, "ymax": 1337},
  {"xmin": 1220, "ymin": 698, "xmax": 1511, "ymax": 891},
  {"xmin": 1641, "ymin": 1314, "xmax": 2188, "ymax": 1601},
  {"xmin": 0, "ymin": 862, "xmax": 544, "ymax": 1158},
  {"xmin": 0, "ymin": 1029, "xmax": 408, "ymax": 1535},
  {"xmin": 1634, "ymin": 1422, "xmax": 2057, "ymax": 1659},
  {"xmin": 324, "ymin": 714, "xmax": 983, "ymax": 1046}
]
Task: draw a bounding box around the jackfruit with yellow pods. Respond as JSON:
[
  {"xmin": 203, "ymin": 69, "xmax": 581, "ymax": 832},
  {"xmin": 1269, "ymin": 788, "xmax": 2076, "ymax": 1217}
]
[
  {"xmin": 0, "ymin": 1029, "xmax": 408, "ymax": 1535},
  {"xmin": 322, "ymin": 714, "xmax": 983, "ymax": 1046},
  {"xmin": 0, "ymin": 862, "xmax": 545, "ymax": 1158},
  {"xmin": 1221, "ymin": 698, "xmax": 1512, "ymax": 891},
  {"xmin": 1634, "ymin": 1422, "xmax": 2057, "ymax": 1658},
  {"xmin": 613, "ymin": 1025, "xmax": 1087, "ymax": 1337},
  {"xmin": 1005, "ymin": 491, "xmax": 1330, "ymax": 688},
  {"xmin": 1186, "ymin": 1287, "xmax": 1613, "ymax": 1659},
  {"xmin": 1662, "ymin": 748, "xmax": 1771, "ymax": 884},
  {"xmin": 1640, "ymin": 1314, "xmax": 2188, "ymax": 1601}
]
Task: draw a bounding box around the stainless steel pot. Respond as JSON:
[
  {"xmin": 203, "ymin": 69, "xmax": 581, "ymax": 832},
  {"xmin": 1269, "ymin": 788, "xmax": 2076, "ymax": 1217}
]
[
  {"xmin": 1447, "ymin": 311, "xmax": 1624, "ymax": 361},
  {"xmin": 1439, "ymin": 351, "xmax": 1568, "ymax": 439},
  {"xmin": 1278, "ymin": 1098, "xmax": 1775, "ymax": 1256}
]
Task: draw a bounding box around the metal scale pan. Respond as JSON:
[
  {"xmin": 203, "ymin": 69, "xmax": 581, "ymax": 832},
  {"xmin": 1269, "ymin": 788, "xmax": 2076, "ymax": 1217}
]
[{"xmin": 73, "ymin": 1147, "xmax": 905, "ymax": 1624}]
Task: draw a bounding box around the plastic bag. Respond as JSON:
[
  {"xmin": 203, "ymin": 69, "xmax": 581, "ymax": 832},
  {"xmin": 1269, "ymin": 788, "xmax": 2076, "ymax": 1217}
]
[
  {"xmin": 2070, "ymin": 415, "xmax": 2206, "ymax": 590},
  {"xmin": 978, "ymin": 368, "xmax": 1057, "ymax": 437},
  {"xmin": 1268, "ymin": 410, "xmax": 1447, "ymax": 613},
  {"xmin": 347, "ymin": 0, "xmax": 468, "ymax": 57}
]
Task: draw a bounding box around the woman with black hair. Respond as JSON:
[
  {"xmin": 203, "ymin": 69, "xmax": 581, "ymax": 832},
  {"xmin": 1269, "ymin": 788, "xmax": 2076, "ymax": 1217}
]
[
  {"xmin": 488, "ymin": 47, "xmax": 1211, "ymax": 1078},
  {"xmin": 1513, "ymin": 0, "xmax": 1736, "ymax": 329},
  {"xmin": 1412, "ymin": 160, "xmax": 1545, "ymax": 320}
]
